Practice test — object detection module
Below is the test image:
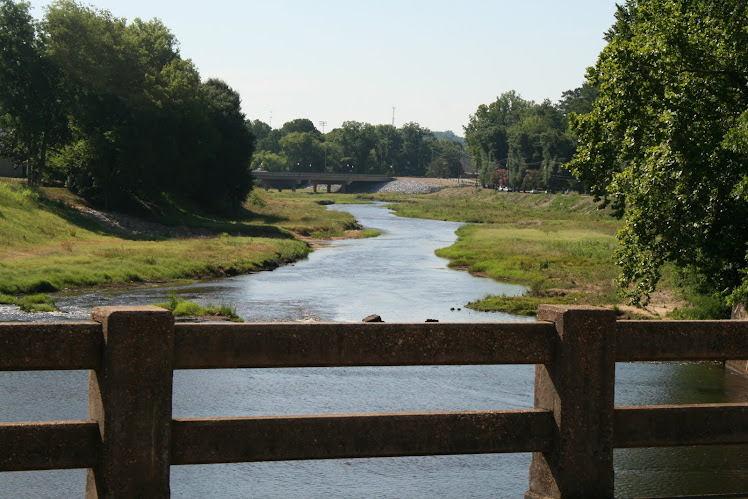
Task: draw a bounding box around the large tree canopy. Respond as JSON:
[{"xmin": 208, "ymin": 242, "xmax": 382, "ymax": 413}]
[
  {"xmin": 568, "ymin": 0, "xmax": 748, "ymax": 305},
  {"xmin": 0, "ymin": 0, "xmax": 254, "ymax": 214}
]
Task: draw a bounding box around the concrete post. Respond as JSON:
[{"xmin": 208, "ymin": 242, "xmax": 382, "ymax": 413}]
[
  {"xmin": 726, "ymin": 304, "xmax": 748, "ymax": 376},
  {"xmin": 86, "ymin": 306, "xmax": 174, "ymax": 498},
  {"xmin": 526, "ymin": 305, "xmax": 617, "ymax": 498}
]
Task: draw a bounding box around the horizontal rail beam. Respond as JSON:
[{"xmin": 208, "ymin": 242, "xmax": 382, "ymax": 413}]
[
  {"xmin": 0, "ymin": 322, "xmax": 101, "ymax": 371},
  {"xmin": 616, "ymin": 320, "xmax": 748, "ymax": 361},
  {"xmin": 253, "ymin": 172, "xmax": 392, "ymax": 182},
  {"xmin": 173, "ymin": 322, "xmax": 556, "ymax": 369},
  {"xmin": 614, "ymin": 404, "xmax": 748, "ymax": 448},
  {"xmin": 171, "ymin": 410, "xmax": 554, "ymax": 465},
  {"xmin": 0, "ymin": 421, "xmax": 100, "ymax": 471}
]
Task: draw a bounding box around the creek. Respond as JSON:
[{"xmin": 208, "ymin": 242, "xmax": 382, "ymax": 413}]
[{"xmin": 1, "ymin": 202, "xmax": 747, "ymax": 497}]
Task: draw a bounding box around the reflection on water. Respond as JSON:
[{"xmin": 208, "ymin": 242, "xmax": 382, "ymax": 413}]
[{"xmin": 1, "ymin": 203, "xmax": 747, "ymax": 497}]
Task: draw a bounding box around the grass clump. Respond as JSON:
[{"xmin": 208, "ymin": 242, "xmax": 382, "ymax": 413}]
[
  {"xmin": 154, "ymin": 293, "xmax": 243, "ymax": 322},
  {"xmin": 469, "ymin": 292, "xmax": 586, "ymax": 316},
  {"xmin": 0, "ymin": 293, "xmax": 60, "ymax": 313}
]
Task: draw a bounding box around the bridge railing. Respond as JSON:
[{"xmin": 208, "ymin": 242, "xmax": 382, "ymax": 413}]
[
  {"xmin": 252, "ymin": 171, "xmax": 393, "ymax": 181},
  {"xmin": 1, "ymin": 305, "xmax": 747, "ymax": 498}
]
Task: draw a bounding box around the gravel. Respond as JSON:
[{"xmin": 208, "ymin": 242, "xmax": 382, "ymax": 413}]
[{"xmin": 364, "ymin": 179, "xmax": 445, "ymax": 194}]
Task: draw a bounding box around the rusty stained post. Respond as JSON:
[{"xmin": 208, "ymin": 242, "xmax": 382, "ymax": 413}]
[
  {"xmin": 526, "ymin": 305, "xmax": 617, "ymax": 499},
  {"xmin": 86, "ymin": 306, "xmax": 174, "ymax": 498}
]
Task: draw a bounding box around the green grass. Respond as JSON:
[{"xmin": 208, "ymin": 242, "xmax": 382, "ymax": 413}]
[
  {"xmin": 468, "ymin": 292, "xmax": 587, "ymax": 316},
  {"xmin": 0, "ymin": 182, "xmax": 358, "ymax": 296},
  {"xmin": 244, "ymin": 191, "xmax": 364, "ymax": 238},
  {"xmin": 154, "ymin": 293, "xmax": 243, "ymax": 322},
  {"xmin": 360, "ymin": 189, "xmax": 636, "ymax": 316},
  {"xmin": 368, "ymin": 189, "xmax": 618, "ymax": 228},
  {"xmin": 0, "ymin": 292, "xmax": 60, "ymax": 313},
  {"xmin": 436, "ymin": 224, "xmax": 621, "ymax": 313},
  {"xmin": 0, "ymin": 236, "xmax": 310, "ymax": 295}
]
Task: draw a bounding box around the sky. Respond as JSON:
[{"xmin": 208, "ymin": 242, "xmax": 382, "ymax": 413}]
[{"xmin": 29, "ymin": 0, "xmax": 620, "ymax": 135}]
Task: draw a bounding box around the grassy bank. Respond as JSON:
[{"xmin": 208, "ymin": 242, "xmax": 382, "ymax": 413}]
[
  {"xmin": 368, "ymin": 189, "xmax": 680, "ymax": 317},
  {"xmin": 1, "ymin": 180, "xmax": 691, "ymax": 318},
  {"xmin": 0, "ymin": 182, "xmax": 360, "ymax": 301}
]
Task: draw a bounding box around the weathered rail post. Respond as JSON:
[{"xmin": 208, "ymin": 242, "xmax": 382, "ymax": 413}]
[
  {"xmin": 526, "ymin": 305, "xmax": 617, "ymax": 498},
  {"xmin": 86, "ymin": 306, "xmax": 175, "ymax": 498}
]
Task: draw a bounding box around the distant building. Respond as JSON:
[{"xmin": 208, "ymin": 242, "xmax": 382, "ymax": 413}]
[{"xmin": 0, "ymin": 157, "xmax": 25, "ymax": 178}]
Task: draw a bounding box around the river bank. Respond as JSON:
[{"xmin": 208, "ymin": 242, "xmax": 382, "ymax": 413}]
[
  {"xmin": 0, "ymin": 183, "xmax": 342, "ymax": 302},
  {"xmin": 2, "ymin": 179, "xmax": 691, "ymax": 318}
]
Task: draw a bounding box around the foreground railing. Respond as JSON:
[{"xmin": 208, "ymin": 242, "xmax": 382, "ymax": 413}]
[{"xmin": 1, "ymin": 305, "xmax": 747, "ymax": 498}]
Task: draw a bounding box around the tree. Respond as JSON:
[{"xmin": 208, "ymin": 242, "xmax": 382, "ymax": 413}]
[
  {"xmin": 248, "ymin": 119, "xmax": 271, "ymax": 147},
  {"xmin": 427, "ymin": 139, "xmax": 464, "ymax": 178},
  {"xmin": 568, "ymin": 0, "xmax": 748, "ymax": 306},
  {"xmin": 0, "ymin": 0, "xmax": 68, "ymax": 186},
  {"xmin": 194, "ymin": 78, "xmax": 254, "ymax": 213},
  {"xmin": 506, "ymin": 101, "xmax": 576, "ymax": 190},
  {"xmin": 334, "ymin": 121, "xmax": 377, "ymax": 173},
  {"xmin": 373, "ymin": 124, "xmax": 402, "ymax": 175},
  {"xmin": 399, "ymin": 122, "xmax": 434, "ymax": 176},
  {"xmin": 280, "ymin": 118, "xmax": 321, "ymax": 137},
  {"xmin": 250, "ymin": 150, "xmax": 287, "ymax": 171},
  {"xmin": 464, "ymin": 91, "xmax": 533, "ymax": 184},
  {"xmin": 279, "ymin": 131, "xmax": 324, "ymax": 172},
  {"xmin": 557, "ymin": 82, "xmax": 599, "ymax": 117},
  {"xmin": 43, "ymin": 0, "xmax": 186, "ymax": 208}
]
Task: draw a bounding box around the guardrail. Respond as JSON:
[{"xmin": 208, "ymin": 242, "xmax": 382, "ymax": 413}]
[{"xmin": 1, "ymin": 305, "xmax": 747, "ymax": 498}]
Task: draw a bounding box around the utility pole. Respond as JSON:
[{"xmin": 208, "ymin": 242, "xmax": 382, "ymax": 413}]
[{"xmin": 392, "ymin": 107, "xmax": 396, "ymax": 127}]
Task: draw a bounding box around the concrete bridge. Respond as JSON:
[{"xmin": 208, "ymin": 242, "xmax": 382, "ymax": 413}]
[{"xmin": 252, "ymin": 171, "xmax": 394, "ymax": 193}]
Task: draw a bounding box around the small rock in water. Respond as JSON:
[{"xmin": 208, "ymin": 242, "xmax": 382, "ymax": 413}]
[
  {"xmin": 362, "ymin": 314, "xmax": 384, "ymax": 323},
  {"xmin": 425, "ymin": 319, "xmax": 439, "ymax": 322}
]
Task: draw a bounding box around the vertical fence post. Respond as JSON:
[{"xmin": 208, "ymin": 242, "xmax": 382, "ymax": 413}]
[
  {"xmin": 86, "ymin": 306, "xmax": 174, "ymax": 498},
  {"xmin": 526, "ymin": 305, "xmax": 617, "ymax": 499}
]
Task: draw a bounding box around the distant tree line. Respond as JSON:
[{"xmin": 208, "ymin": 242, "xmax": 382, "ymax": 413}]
[
  {"xmin": 464, "ymin": 87, "xmax": 598, "ymax": 192},
  {"xmin": 0, "ymin": 0, "xmax": 253, "ymax": 214},
  {"xmin": 249, "ymin": 119, "xmax": 468, "ymax": 179}
]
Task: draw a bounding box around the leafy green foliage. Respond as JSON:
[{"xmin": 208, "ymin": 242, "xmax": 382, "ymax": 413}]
[
  {"xmin": 251, "ymin": 118, "xmax": 458, "ymax": 177},
  {"xmin": 464, "ymin": 91, "xmax": 578, "ymax": 190},
  {"xmin": 569, "ymin": 0, "xmax": 748, "ymax": 305},
  {"xmin": 0, "ymin": 1, "xmax": 253, "ymax": 214},
  {"xmin": 0, "ymin": 0, "xmax": 69, "ymax": 185}
]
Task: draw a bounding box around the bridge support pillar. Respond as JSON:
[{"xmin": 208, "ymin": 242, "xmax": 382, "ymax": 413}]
[
  {"xmin": 327, "ymin": 184, "xmax": 332, "ymax": 193},
  {"xmin": 526, "ymin": 306, "xmax": 616, "ymax": 499}
]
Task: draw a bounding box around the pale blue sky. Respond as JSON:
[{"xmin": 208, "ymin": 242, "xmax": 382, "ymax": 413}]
[{"xmin": 29, "ymin": 0, "xmax": 619, "ymax": 135}]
